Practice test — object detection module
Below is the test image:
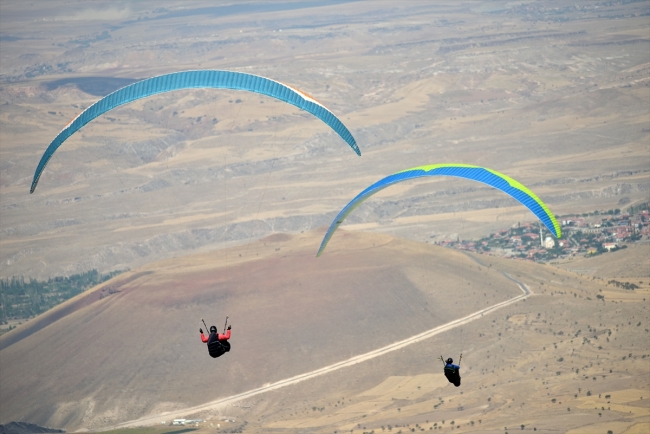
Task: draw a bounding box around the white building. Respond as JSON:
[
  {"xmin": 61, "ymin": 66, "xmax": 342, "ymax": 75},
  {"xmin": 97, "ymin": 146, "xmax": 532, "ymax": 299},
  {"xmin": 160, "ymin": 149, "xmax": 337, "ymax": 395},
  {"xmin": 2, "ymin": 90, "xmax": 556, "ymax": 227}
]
[
  {"xmin": 172, "ymin": 419, "xmax": 202, "ymax": 426},
  {"xmin": 602, "ymin": 242, "xmax": 618, "ymax": 251},
  {"xmin": 544, "ymin": 236, "xmax": 556, "ymax": 249}
]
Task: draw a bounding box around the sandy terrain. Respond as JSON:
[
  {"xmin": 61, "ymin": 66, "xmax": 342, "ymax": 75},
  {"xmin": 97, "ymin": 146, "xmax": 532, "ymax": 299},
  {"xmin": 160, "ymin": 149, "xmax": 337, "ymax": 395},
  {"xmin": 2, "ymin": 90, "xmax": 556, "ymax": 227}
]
[
  {"xmin": 1, "ymin": 0, "xmax": 648, "ymax": 279},
  {"xmin": 555, "ymin": 243, "xmax": 650, "ymax": 279},
  {"xmin": 109, "ymin": 261, "xmax": 532, "ymax": 429},
  {"xmin": 0, "ymin": 2, "xmax": 648, "ymax": 434},
  {"xmin": 1, "ymin": 229, "xmax": 648, "ymax": 433},
  {"xmin": 0, "ymin": 230, "xmax": 520, "ymax": 429}
]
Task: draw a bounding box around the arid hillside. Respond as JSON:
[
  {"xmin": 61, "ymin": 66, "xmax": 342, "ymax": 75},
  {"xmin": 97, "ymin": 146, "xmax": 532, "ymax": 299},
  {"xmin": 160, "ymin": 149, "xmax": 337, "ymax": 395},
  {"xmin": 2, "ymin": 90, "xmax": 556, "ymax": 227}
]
[
  {"xmin": 0, "ymin": 2, "xmax": 648, "ymax": 433},
  {"xmin": 0, "ymin": 229, "xmax": 520, "ymax": 430},
  {"xmin": 555, "ymin": 243, "xmax": 650, "ymax": 279},
  {"xmin": 1, "ymin": 230, "xmax": 648, "ymax": 433},
  {"xmin": 232, "ymin": 247, "xmax": 649, "ymax": 434},
  {"xmin": 1, "ymin": 0, "xmax": 648, "ymax": 280}
]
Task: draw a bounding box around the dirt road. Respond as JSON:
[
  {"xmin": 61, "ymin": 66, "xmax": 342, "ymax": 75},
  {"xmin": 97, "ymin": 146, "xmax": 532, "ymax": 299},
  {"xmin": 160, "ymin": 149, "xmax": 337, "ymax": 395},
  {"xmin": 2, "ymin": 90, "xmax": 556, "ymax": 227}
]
[{"xmin": 109, "ymin": 272, "xmax": 531, "ymax": 430}]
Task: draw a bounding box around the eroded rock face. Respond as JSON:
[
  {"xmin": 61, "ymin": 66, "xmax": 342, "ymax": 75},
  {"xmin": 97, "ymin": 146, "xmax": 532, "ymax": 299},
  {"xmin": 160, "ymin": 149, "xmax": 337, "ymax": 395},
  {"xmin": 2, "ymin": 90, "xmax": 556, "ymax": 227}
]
[{"xmin": 0, "ymin": 422, "xmax": 65, "ymax": 434}]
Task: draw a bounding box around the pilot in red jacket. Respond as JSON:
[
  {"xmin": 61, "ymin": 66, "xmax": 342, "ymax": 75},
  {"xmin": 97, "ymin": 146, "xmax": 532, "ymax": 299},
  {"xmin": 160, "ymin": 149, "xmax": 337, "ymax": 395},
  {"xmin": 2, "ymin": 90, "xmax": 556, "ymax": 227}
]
[{"xmin": 200, "ymin": 325, "xmax": 231, "ymax": 358}]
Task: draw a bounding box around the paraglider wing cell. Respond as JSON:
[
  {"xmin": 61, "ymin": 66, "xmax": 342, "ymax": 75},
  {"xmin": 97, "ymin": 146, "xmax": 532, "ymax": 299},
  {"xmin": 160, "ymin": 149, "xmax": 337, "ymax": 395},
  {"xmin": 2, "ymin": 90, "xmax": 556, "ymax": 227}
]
[
  {"xmin": 31, "ymin": 70, "xmax": 360, "ymax": 193},
  {"xmin": 316, "ymin": 163, "xmax": 561, "ymax": 256}
]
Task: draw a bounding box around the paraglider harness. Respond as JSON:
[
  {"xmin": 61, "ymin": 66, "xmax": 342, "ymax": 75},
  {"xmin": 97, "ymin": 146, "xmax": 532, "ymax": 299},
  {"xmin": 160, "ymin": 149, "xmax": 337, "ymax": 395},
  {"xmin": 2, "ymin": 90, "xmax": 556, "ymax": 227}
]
[
  {"xmin": 439, "ymin": 354, "xmax": 462, "ymax": 387},
  {"xmin": 203, "ymin": 317, "xmax": 231, "ymax": 358}
]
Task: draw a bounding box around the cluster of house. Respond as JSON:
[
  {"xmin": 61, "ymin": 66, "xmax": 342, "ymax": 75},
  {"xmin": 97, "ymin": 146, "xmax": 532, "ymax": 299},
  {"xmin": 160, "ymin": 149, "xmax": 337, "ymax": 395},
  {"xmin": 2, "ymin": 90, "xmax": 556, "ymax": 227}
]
[
  {"xmin": 561, "ymin": 208, "xmax": 649, "ymax": 253},
  {"xmin": 436, "ymin": 207, "xmax": 649, "ymax": 262}
]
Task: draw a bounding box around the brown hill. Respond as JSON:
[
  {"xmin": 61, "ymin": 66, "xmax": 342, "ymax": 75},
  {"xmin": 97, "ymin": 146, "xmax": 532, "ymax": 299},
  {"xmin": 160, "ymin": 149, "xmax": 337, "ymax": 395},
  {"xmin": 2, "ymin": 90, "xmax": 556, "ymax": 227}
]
[
  {"xmin": 204, "ymin": 245, "xmax": 648, "ymax": 434},
  {"xmin": 0, "ymin": 230, "xmax": 518, "ymax": 431},
  {"xmin": 555, "ymin": 243, "xmax": 650, "ymax": 279},
  {"xmin": 159, "ymin": 244, "xmax": 647, "ymax": 434}
]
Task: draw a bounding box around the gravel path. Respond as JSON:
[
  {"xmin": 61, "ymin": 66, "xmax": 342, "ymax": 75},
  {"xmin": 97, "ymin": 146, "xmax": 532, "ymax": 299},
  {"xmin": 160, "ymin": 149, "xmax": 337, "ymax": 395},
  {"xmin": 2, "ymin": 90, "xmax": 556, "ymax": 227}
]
[{"xmin": 108, "ymin": 270, "xmax": 531, "ymax": 430}]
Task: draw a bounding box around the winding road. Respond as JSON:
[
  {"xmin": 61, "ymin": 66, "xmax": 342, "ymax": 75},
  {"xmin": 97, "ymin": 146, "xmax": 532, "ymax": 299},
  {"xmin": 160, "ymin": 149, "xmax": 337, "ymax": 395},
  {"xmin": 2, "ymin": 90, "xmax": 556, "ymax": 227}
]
[{"xmin": 110, "ymin": 266, "xmax": 531, "ymax": 430}]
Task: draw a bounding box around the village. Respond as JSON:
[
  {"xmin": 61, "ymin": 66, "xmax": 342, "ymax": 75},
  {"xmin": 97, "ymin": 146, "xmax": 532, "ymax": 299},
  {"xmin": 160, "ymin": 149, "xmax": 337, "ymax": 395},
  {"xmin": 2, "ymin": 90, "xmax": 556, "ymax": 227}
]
[{"xmin": 439, "ymin": 203, "xmax": 649, "ymax": 263}]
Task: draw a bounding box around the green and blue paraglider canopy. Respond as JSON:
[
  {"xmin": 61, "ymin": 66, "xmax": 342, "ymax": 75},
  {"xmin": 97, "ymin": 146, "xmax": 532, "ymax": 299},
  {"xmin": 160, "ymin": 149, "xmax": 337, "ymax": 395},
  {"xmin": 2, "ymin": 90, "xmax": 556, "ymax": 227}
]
[{"xmin": 316, "ymin": 163, "xmax": 561, "ymax": 256}]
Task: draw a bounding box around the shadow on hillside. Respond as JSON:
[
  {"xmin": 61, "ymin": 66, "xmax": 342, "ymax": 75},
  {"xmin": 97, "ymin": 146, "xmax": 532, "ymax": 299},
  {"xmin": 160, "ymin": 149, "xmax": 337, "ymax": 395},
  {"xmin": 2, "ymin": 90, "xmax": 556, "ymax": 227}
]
[{"xmin": 44, "ymin": 77, "xmax": 140, "ymax": 96}]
